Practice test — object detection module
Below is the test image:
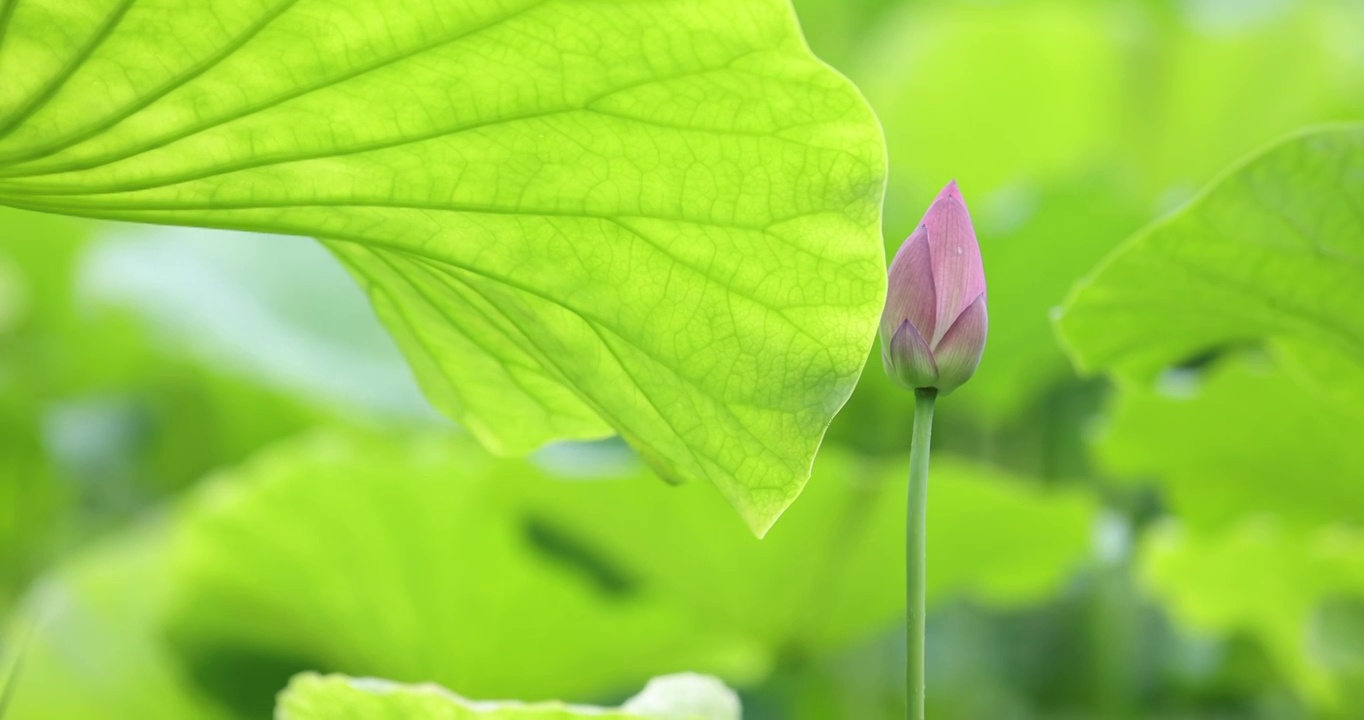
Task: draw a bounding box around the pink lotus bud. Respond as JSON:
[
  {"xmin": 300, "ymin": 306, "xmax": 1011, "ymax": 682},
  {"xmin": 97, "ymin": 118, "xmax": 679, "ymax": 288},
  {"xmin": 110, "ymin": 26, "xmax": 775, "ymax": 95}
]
[{"xmin": 880, "ymin": 180, "xmax": 987, "ymax": 395}]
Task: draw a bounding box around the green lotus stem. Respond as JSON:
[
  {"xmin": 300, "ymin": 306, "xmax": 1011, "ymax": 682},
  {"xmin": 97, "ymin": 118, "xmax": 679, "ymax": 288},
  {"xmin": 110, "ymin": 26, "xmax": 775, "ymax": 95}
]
[{"xmin": 906, "ymin": 386, "xmax": 936, "ymax": 720}]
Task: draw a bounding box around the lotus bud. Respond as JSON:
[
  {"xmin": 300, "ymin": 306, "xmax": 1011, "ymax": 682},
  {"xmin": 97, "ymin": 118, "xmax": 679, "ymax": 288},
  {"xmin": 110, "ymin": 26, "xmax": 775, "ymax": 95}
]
[{"xmin": 880, "ymin": 180, "xmax": 987, "ymax": 395}]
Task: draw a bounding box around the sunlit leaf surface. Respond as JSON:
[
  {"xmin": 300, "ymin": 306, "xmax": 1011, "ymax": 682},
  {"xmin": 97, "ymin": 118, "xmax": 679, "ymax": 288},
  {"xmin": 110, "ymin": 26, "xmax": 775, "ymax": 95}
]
[
  {"xmin": 0, "ymin": 0, "xmax": 888, "ymax": 534},
  {"xmin": 1056, "ymin": 125, "xmax": 1364, "ymax": 378},
  {"xmin": 276, "ymin": 672, "xmax": 740, "ymax": 720}
]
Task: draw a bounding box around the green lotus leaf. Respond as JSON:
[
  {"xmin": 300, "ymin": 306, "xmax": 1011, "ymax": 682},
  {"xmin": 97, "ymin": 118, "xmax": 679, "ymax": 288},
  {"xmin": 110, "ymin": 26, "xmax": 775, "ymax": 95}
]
[
  {"xmin": 1056, "ymin": 125, "xmax": 1364, "ymax": 379},
  {"xmin": 0, "ymin": 0, "xmax": 888, "ymax": 535}
]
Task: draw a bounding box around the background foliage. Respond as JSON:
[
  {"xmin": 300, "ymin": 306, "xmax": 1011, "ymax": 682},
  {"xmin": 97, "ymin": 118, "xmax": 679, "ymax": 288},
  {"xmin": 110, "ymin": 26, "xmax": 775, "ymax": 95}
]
[{"xmin": 3, "ymin": 0, "xmax": 1364, "ymax": 718}]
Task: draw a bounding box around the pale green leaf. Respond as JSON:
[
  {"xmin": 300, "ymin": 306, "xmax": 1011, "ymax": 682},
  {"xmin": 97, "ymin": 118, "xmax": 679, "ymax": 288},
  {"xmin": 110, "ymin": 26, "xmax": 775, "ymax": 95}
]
[
  {"xmin": 0, "ymin": 0, "xmax": 888, "ymax": 535},
  {"xmin": 1056, "ymin": 125, "xmax": 1364, "ymax": 378},
  {"xmin": 275, "ymin": 673, "xmax": 740, "ymax": 720}
]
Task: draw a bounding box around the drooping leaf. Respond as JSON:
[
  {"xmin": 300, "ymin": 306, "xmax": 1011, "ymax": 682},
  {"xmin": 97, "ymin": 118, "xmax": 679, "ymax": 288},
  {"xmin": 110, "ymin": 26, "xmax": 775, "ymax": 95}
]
[
  {"xmin": 1099, "ymin": 357, "xmax": 1364, "ymax": 530},
  {"xmin": 0, "ymin": 0, "xmax": 888, "ymax": 535},
  {"xmin": 1056, "ymin": 125, "xmax": 1364, "ymax": 378},
  {"xmin": 275, "ymin": 673, "xmax": 741, "ymax": 720}
]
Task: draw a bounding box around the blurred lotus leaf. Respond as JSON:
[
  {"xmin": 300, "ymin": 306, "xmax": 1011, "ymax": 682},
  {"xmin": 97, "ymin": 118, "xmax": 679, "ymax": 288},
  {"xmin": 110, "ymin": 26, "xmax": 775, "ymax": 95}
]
[
  {"xmin": 1142, "ymin": 519, "xmax": 1364, "ymax": 707},
  {"xmin": 275, "ymin": 672, "xmax": 741, "ymax": 720},
  {"xmin": 1099, "ymin": 357, "xmax": 1364, "ymax": 530},
  {"xmin": 1, "ymin": 431, "xmax": 1095, "ymax": 719}
]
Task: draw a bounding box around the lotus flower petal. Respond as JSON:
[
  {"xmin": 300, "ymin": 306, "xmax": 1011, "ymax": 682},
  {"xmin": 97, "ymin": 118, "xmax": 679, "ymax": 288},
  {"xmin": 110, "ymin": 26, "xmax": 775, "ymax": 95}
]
[
  {"xmin": 931, "ymin": 293, "xmax": 987, "ymax": 394},
  {"xmin": 882, "ymin": 225, "xmax": 937, "ymax": 342},
  {"xmin": 922, "ymin": 181, "xmax": 986, "ymax": 345},
  {"xmin": 884, "ymin": 319, "xmax": 939, "ymax": 390}
]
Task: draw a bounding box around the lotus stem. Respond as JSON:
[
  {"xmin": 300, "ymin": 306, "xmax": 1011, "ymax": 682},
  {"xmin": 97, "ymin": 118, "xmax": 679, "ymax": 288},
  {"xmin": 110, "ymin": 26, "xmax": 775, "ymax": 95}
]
[{"xmin": 907, "ymin": 387, "xmax": 936, "ymax": 720}]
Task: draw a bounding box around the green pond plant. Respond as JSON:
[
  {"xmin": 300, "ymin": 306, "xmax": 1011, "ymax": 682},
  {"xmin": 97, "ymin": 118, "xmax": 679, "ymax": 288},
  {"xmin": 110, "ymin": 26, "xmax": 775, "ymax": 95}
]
[{"xmin": 878, "ymin": 180, "xmax": 988, "ymax": 720}]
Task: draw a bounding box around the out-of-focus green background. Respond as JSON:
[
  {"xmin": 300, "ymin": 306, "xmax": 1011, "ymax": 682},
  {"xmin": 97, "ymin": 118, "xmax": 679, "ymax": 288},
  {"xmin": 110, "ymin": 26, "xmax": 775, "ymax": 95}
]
[{"xmin": 2, "ymin": 0, "xmax": 1363, "ymax": 717}]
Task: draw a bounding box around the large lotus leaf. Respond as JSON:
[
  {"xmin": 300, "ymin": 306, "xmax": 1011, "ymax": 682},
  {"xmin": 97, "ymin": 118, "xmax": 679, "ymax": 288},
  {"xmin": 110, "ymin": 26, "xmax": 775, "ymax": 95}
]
[{"xmin": 0, "ymin": 0, "xmax": 889, "ymax": 535}]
